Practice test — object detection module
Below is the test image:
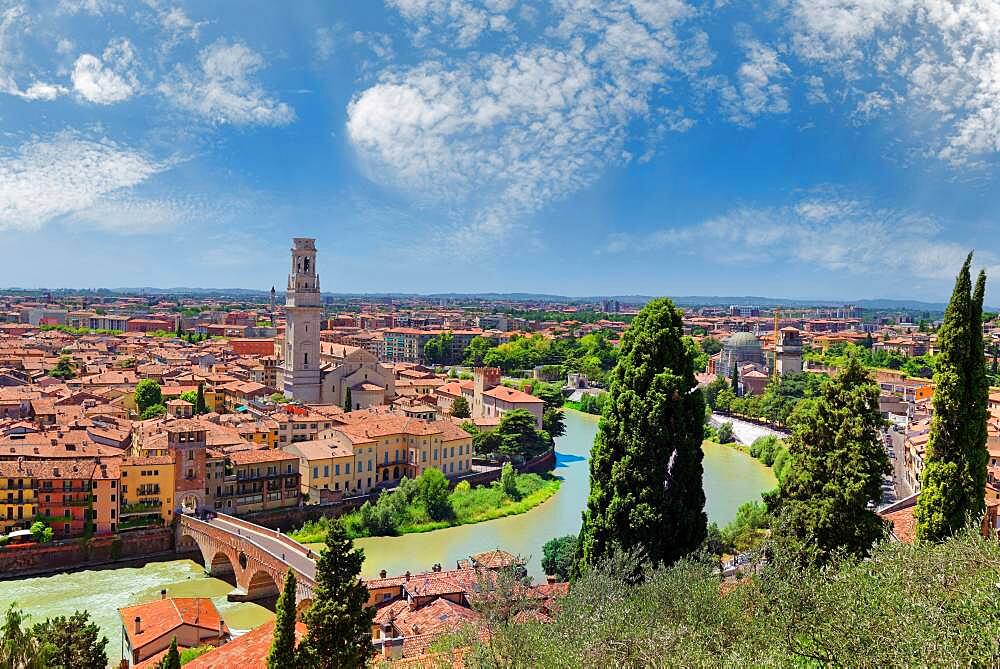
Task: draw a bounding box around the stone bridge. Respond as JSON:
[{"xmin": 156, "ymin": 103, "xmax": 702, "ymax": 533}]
[{"xmin": 177, "ymin": 513, "xmax": 316, "ymax": 609}]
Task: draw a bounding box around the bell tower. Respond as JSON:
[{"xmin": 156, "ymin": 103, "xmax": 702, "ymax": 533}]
[{"xmin": 282, "ymin": 238, "xmax": 322, "ymax": 402}]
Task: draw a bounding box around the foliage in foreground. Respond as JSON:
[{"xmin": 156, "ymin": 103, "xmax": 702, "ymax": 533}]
[{"xmin": 461, "ymin": 529, "xmax": 1000, "ymax": 668}]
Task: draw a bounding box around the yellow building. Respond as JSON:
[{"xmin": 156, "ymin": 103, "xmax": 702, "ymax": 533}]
[
  {"xmin": 120, "ymin": 456, "xmax": 176, "ymax": 528},
  {"xmin": 285, "ymin": 438, "xmax": 356, "ymax": 501},
  {"xmin": 316, "ymin": 412, "xmax": 474, "ymax": 495},
  {"xmin": 0, "ymin": 462, "xmax": 36, "ymax": 533}
]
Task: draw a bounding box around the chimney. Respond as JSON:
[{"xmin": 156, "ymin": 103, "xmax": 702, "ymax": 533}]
[
  {"xmin": 404, "ymin": 570, "xmax": 410, "ymax": 582},
  {"xmin": 160, "ymin": 589, "xmax": 167, "ymax": 600},
  {"xmin": 134, "ymin": 616, "xmax": 141, "ymax": 636},
  {"xmin": 379, "ymin": 569, "xmax": 387, "ymax": 579}
]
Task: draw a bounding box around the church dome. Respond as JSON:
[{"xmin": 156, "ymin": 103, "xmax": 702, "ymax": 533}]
[{"xmin": 725, "ymin": 332, "xmax": 761, "ymax": 349}]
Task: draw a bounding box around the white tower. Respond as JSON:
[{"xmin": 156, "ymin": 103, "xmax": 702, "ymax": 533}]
[{"xmin": 282, "ymin": 238, "xmax": 322, "ymax": 403}]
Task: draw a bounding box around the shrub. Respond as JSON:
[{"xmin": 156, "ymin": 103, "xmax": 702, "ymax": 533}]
[
  {"xmin": 499, "ymin": 462, "xmax": 519, "ymax": 500},
  {"xmin": 716, "ymin": 422, "xmax": 734, "ymax": 444},
  {"xmin": 454, "ymin": 480, "xmax": 471, "ymax": 494}
]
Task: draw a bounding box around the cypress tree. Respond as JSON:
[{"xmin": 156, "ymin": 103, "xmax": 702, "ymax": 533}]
[
  {"xmin": 575, "ymin": 298, "xmax": 706, "ymax": 573},
  {"xmin": 766, "ymin": 353, "xmax": 888, "ymax": 563},
  {"xmin": 159, "ymin": 637, "xmax": 180, "ymax": 669},
  {"xmin": 194, "ymin": 382, "xmax": 207, "ymax": 415},
  {"xmin": 267, "ymin": 570, "xmax": 299, "ymax": 669},
  {"xmin": 298, "ymin": 521, "xmax": 374, "ymax": 669},
  {"xmin": 916, "ymin": 255, "xmax": 989, "ymax": 540},
  {"xmin": 730, "ymin": 362, "xmax": 739, "ymax": 394},
  {"xmin": 344, "ymin": 387, "xmax": 353, "ymax": 413}
]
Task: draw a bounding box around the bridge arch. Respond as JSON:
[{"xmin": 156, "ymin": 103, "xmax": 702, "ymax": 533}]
[
  {"xmin": 246, "ymin": 569, "xmax": 281, "ymax": 600},
  {"xmin": 209, "ymin": 551, "xmax": 236, "ymax": 579}
]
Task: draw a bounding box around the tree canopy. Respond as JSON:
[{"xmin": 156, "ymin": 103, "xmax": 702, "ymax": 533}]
[
  {"xmin": 134, "ymin": 379, "xmax": 163, "ymax": 414},
  {"xmin": 576, "ymin": 297, "xmax": 706, "ymax": 573}
]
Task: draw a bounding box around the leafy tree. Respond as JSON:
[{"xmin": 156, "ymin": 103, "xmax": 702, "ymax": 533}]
[
  {"xmin": 474, "ymin": 410, "xmax": 551, "ymax": 460},
  {"xmin": 32, "ymin": 611, "xmax": 108, "ymax": 669},
  {"xmin": 767, "ymin": 354, "xmax": 888, "ymax": 564},
  {"xmin": 450, "ymin": 396, "xmax": 471, "ymax": 419},
  {"xmin": 417, "ymin": 467, "xmax": 453, "ymax": 521},
  {"xmin": 720, "ymin": 501, "xmax": 772, "ymax": 553},
  {"xmin": 463, "ymin": 336, "xmax": 494, "ymax": 366},
  {"xmin": 702, "ymin": 375, "xmax": 729, "ymax": 411},
  {"xmin": 701, "ymin": 337, "xmax": 723, "ymax": 355},
  {"xmin": 134, "ymin": 379, "xmax": 163, "ymax": 414},
  {"xmin": 576, "ymin": 297, "xmax": 706, "ymax": 574},
  {"xmin": 423, "ymin": 331, "xmax": 454, "ymax": 365},
  {"xmin": 716, "ymin": 422, "xmax": 734, "ymax": 444},
  {"xmin": 916, "ymin": 255, "xmax": 989, "ymax": 541},
  {"xmin": 541, "ymin": 535, "xmax": 577, "ymax": 581},
  {"xmin": 1, "ymin": 604, "xmax": 50, "ymax": 669},
  {"xmin": 534, "ymin": 383, "xmax": 565, "ymax": 410},
  {"xmin": 542, "ymin": 407, "xmax": 565, "ymax": 439},
  {"xmin": 48, "ymin": 356, "xmax": 76, "ymax": 380},
  {"xmin": 267, "ymin": 570, "xmax": 299, "ymax": 669},
  {"xmin": 140, "ymin": 403, "xmax": 167, "ymax": 420},
  {"xmin": 344, "ymin": 387, "xmax": 353, "ymax": 413},
  {"xmin": 195, "ymin": 382, "xmax": 208, "ymax": 414},
  {"xmin": 158, "ymin": 637, "xmax": 180, "ymax": 669},
  {"xmin": 270, "ymin": 392, "xmax": 288, "ymax": 404},
  {"xmin": 29, "ymin": 521, "xmax": 52, "ymax": 543},
  {"xmin": 299, "ymin": 521, "xmax": 375, "ymax": 669},
  {"xmin": 179, "ymin": 390, "xmax": 198, "ymax": 405},
  {"xmin": 499, "ymin": 462, "xmax": 519, "ymax": 500}
]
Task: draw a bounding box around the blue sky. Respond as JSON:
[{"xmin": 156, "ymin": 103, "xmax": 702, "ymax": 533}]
[{"xmin": 1, "ymin": 0, "xmax": 999, "ymax": 302}]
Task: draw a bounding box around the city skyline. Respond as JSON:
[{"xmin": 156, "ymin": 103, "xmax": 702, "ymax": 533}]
[{"xmin": 1, "ymin": 1, "xmax": 999, "ymax": 301}]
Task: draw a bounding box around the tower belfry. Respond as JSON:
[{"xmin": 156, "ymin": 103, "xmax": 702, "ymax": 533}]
[{"xmin": 282, "ymin": 238, "xmax": 322, "ymax": 402}]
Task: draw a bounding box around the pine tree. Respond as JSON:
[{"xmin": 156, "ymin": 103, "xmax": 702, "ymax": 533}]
[
  {"xmin": 916, "ymin": 255, "xmax": 989, "ymax": 540},
  {"xmin": 194, "ymin": 382, "xmax": 207, "ymax": 415},
  {"xmin": 159, "ymin": 637, "xmax": 180, "ymax": 669},
  {"xmin": 299, "ymin": 521, "xmax": 374, "ymax": 669},
  {"xmin": 344, "ymin": 387, "xmax": 353, "ymax": 413},
  {"xmin": 267, "ymin": 570, "xmax": 299, "ymax": 669},
  {"xmin": 730, "ymin": 363, "xmax": 739, "ymax": 394},
  {"xmin": 575, "ymin": 298, "xmax": 706, "ymax": 573},
  {"xmin": 766, "ymin": 353, "xmax": 888, "ymax": 563}
]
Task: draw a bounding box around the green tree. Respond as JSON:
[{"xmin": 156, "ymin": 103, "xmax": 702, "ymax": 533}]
[
  {"xmin": 32, "ymin": 611, "xmax": 108, "ymax": 669},
  {"xmin": 140, "ymin": 403, "xmax": 167, "ymax": 420},
  {"xmin": 916, "ymin": 254, "xmax": 989, "ymax": 541},
  {"xmin": 730, "ymin": 364, "xmax": 739, "ymax": 393},
  {"xmin": 175, "ymin": 320, "xmax": 183, "ymax": 338},
  {"xmin": 299, "ymin": 521, "xmax": 375, "ymax": 669},
  {"xmin": 344, "ymin": 387, "xmax": 353, "ymax": 413},
  {"xmin": 767, "ymin": 354, "xmax": 888, "ymax": 564},
  {"xmin": 270, "ymin": 392, "xmax": 288, "ymax": 404},
  {"xmin": 179, "ymin": 390, "xmax": 198, "ymax": 405},
  {"xmin": 195, "ymin": 382, "xmax": 208, "ymax": 414},
  {"xmin": 450, "ymin": 396, "xmax": 471, "ymax": 418},
  {"xmin": 158, "ymin": 637, "xmax": 180, "ymax": 669},
  {"xmin": 29, "ymin": 521, "xmax": 52, "ymax": 543},
  {"xmin": 716, "ymin": 422, "xmax": 734, "ymax": 444},
  {"xmin": 134, "ymin": 379, "xmax": 163, "ymax": 414},
  {"xmin": 417, "ymin": 468, "xmax": 453, "ymax": 521},
  {"xmin": 702, "ymin": 375, "xmax": 729, "ymax": 411},
  {"xmin": 463, "ymin": 336, "xmax": 494, "ymax": 366},
  {"xmin": 701, "ymin": 337, "xmax": 723, "ymax": 355},
  {"xmin": 541, "ymin": 535, "xmax": 577, "ymax": 581},
  {"xmin": 542, "ymin": 407, "xmax": 566, "ymax": 439},
  {"xmin": 423, "ymin": 331, "xmax": 454, "ymax": 365},
  {"xmin": 474, "ymin": 410, "xmax": 552, "ymax": 460},
  {"xmin": 576, "ymin": 297, "xmax": 706, "ymax": 574},
  {"xmin": 0, "ymin": 604, "xmax": 50, "ymax": 669},
  {"xmin": 48, "ymin": 356, "xmax": 75, "ymax": 380},
  {"xmin": 267, "ymin": 570, "xmax": 299, "ymax": 669},
  {"xmin": 499, "ymin": 462, "xmax": 519, "ymax": 500}
]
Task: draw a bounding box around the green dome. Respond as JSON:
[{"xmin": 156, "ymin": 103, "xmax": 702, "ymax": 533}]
[{"xmin": 725, "ymin": 332, "xmax": 761, "ymax": 348}]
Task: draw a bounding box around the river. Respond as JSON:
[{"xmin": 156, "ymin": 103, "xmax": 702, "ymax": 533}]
[{"xmin": 0, "ymin": 409, "xmax": 774, "ymax": 663}]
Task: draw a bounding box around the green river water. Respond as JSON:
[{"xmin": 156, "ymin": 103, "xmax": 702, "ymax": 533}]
[{"xmin": 0, "ymin": 409, "xmax": 775, "ymax": 664}]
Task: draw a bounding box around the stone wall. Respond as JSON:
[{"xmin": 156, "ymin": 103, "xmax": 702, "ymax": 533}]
[{"xmin": 0, "ymin": 528, "xmax": 177, "ymax": 579}]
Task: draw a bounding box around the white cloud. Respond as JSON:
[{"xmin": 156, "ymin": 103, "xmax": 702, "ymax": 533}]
[
  {"xmin": 349, "ymin": 0, "xmax": 710, "ymax": 252},
  {"xmin": 386, "ymin": 0, "xmax": 517, "ymax": 48},
  {"xmin": 66, "ymin": 195, "xmax": 192, "ymax": 233},
  {"xmin": 617, "ymin": 195, "xmax": 998, "ymax": 281},
  {"xmin": 158, "ymin": 39, "xmax": 294, "ymax": 126},
  {"xmin": 0, "ymin": 133, "xmax": 173, "ymax": 231},
  {"xmin": 71, "ymin": 38, "xmax": 139, "ymax": 104},
  {"xmin": 157, "ymin": 6, "xmax": 204, "ymax": 52},
  {"xmin": 58, "ymin": 0, "xmax": 121, "ymax": 15},
  {"xmin": 315, "ymin": 27, "xmax": 336, "ymax": 61},
  {"xmin": 717, "ymin": 39, "xmax": 790, "ymax": 125},
  {"xmin": 0, "ymin": 5, "xmax": 65, "ymax": 101}
]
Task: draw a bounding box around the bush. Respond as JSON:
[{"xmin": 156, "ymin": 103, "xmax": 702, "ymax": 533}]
[
  {"xmin": 417, "ymin": 468, "xmax": 453, "ymax": 521},
  {"xmin": 454, "ymin": 480, "xmax": 471, "ymax": 494},
  {"xmin": 541, "ymin": 535, "xmax": 577, "ymax": 580},
  {"xmin": 499, "ymin": 462, "xmax": 519, "ymax": 500},
  {"xmin": 716, "ymin": 422, "xmax": 734, "ymax": 444}
]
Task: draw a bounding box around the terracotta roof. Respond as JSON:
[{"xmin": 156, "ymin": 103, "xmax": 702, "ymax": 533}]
[
  {"xmin": 481, "ymin": 386, "xmax": 543, "ymax": 404},
  {"xmin": 119, "ymin": 598, "xmax": 226, "ymax": 651},
  {"xmin": 185, "ymin": 621, "xmax": 305, "ymax": 669},
  {"xmin": 227, "ymin": 449, "xmax": 297, "ymax": 465}
]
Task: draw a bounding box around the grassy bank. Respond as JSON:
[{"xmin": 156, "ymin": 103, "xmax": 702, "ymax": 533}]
[{"xmin": 289, "ymin": 472, "xmax": 561, "ymax": 543}]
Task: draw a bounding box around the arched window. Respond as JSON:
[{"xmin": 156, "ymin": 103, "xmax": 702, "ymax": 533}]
[{"xmin": 303, "ymin": 352, "xmax": 309, "ymax": 368}]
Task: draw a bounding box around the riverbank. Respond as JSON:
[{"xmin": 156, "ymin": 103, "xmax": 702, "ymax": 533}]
[{"xmin": 289, "ymin": 472, "xmax": 561, "ymax": 544}]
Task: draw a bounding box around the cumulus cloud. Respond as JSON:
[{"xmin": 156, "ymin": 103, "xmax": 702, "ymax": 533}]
[
  {"xmin": 348, "ymin": 0, "xmax": 710, "ymax": 252},
  {"xmin": 612, "ymin": 195, "xmax": 998, "ymax": 281},
  {"xmin": 158, "ymin": 39, "xmax": 294, "ymax": 126},
  {"xmin": 0, "ymin": 133, "xmax": 173, "ymax": 231},
  {"xmin": 71, "ymin": 38, "xmax": 139, "ymax": 104},
  {"xmin": 716, "ymin": 39, "xmax": 791, "ymax": 125}
]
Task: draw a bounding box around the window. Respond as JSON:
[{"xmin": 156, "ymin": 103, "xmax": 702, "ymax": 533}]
[
  {"xmin": 313, "ymin": 467, "xmax": 319, "ymax": 479},
  {"xmin": 323, "ymin": 465, "xmax": 329, "ymax": 477}
]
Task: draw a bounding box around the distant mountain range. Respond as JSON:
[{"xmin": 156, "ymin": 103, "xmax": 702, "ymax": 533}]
[{"xmin": 3, "ymin": 286, "xmax": 970, "ymax": 311}]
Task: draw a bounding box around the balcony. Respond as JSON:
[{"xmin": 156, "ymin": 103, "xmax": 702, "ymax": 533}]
[{"xmin": 121, "ymin": 501, "xmax": 162, "ymax": 516}]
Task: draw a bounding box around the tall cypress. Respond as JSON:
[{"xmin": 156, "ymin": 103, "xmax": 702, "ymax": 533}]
[
  {"xmin": 344, "ymin": 387, "xmax": 353, "ymax": 413},
  {"xmin": 575, "ymin": 298, "xmax": 706, "ymax": 573},
  {"xmin": 915, "ymin": 254, "xmax": 989, "ymax": 540},
  {"xmin": 267, "ymin": 570, "xmax": 298, "ymax": 669},
  {"xmin": 767, "ymin": 353, "xmax": 888, "ymax": 563},
  {"xmin": 194, "ymin": 382, "xmax": 207, "ymax": 415},
  {"xmin": 298, "ymin": 521, "xmax": 374, "ymax": 669}
]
